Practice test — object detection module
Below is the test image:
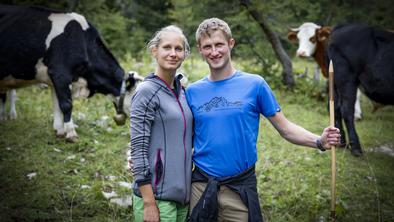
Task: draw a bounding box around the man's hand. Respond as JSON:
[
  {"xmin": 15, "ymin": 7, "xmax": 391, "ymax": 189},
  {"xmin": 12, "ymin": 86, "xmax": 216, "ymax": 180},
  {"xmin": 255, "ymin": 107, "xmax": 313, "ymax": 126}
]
[{"xmin": 320, "ymin": 126, "xmax": 341, "ymax": 149}]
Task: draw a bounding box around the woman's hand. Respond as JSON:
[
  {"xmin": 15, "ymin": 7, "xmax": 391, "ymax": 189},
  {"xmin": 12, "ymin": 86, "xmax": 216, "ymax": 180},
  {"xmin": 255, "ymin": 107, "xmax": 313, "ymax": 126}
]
[
  {"xmin": 139, "ymin": 184, "xmax": 160, "ymax": 222},
  {"xmin": 143, "ymin": 200, "xmax": 160, "ymax": 222}
]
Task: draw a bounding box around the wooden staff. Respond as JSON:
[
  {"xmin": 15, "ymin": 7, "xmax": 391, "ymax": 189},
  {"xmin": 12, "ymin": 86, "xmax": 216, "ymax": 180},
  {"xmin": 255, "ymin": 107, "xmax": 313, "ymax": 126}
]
[{"xmin": 329, "ymin": 60, "xmax": 336, "ymax": 221}]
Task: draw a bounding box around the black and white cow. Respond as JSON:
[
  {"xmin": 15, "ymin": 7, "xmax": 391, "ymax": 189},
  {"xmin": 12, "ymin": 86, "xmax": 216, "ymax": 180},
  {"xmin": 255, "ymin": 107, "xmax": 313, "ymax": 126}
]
[
  {"xmin": 0, "ymin": 5, "xmax": 134, "ymax": 142},
  {"xmin": 327, "ymin": 24, "xmax": 394, "ymax": 156},
  {"xmin": 112, "ymin": 71, "xmax": 143, "ymax": 124}
]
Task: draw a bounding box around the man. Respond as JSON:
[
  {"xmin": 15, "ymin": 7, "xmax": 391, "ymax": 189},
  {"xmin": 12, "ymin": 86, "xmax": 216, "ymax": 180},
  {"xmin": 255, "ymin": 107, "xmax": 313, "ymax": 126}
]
[{"xmin": 185, "ymin": 18, "xmax": 341, "ymax": 222}]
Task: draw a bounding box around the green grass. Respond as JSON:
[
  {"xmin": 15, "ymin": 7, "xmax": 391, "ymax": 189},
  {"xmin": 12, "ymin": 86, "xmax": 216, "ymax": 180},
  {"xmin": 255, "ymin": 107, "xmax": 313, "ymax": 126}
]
[
  {"xmin": 0, "ymin": 58, "xmax": 393, "ymax": 221},
  {"xmin": 0, "ymin": 87, "xmax": 133, "ymax": 221},
  {"xmin": 257, "ymin": 92, "xmax": 394, "ymax": 222}
]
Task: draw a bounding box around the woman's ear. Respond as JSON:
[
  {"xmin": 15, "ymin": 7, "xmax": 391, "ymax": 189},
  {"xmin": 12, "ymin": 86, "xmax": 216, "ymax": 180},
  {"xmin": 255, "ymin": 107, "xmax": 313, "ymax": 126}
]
[{"xmin": 151, "ymin": 47, "xmax": 157, "ymax": 58}]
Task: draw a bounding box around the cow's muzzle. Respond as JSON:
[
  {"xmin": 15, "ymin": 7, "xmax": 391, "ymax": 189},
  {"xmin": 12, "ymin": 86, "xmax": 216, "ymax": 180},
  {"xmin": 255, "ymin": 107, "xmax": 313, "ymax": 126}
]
[
  {"xmin": 113, "ymin": 79, "xmax": 127, "ymax": 125},
  {"xmin": 113, "ymin": 113, "xmax": 126, "ymax": 125}
]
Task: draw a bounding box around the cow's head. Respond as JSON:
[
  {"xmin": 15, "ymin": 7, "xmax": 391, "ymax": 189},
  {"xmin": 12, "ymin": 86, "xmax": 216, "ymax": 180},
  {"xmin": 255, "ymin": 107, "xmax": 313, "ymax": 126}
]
[
  {"xmin": 112, "ymin": 71, "xmax": 143, "ymax": 125},
  {"xmin": 84, "ymin": 24, "xmax": 125, "ymax": 98},
  {"xmin": 287, "ymin": 22, "xmax": 331, "ymax": 57}
]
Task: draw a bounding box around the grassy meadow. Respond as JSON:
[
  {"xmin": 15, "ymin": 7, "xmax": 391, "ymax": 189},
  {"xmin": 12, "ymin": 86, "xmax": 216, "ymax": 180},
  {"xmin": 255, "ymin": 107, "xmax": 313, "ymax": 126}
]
[{"xmin": 0, "ymin": 57, "xmax": 393, "ymax": 222}]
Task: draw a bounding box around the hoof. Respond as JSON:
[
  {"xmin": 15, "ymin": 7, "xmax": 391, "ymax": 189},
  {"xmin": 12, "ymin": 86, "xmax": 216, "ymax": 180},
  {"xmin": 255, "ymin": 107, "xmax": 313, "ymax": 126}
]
[
  {"xmin": 351, "ymin": 149, "xmax": 363, "ymax": 157},
  {"xmin": 339, "ymin": 138, "xmax": 347, "ymax": 148},
  {"xmin": 56, "ymin": 132, "xmax": 66, "ymax": 138},
  {"xmin": 66, "ymin": 136, "xmax": 79, "ymax": 143},
  {"xmin": 354, "ymin": 116, "xmax": 362, "ymax": 121},
  {"xmin": 10, "ymin": 113, "xmax": 17, "ymax": 120}
]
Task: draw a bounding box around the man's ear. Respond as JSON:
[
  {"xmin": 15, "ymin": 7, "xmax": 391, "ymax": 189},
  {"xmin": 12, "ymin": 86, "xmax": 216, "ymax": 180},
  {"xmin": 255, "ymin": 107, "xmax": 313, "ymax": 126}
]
[
  {"xmin": 196, "ymin": 44, "xmax": 202, "ymax": 53},
  {"xmin": 229, "ymin": 38, "xmax": 235, "ymax": 49}
]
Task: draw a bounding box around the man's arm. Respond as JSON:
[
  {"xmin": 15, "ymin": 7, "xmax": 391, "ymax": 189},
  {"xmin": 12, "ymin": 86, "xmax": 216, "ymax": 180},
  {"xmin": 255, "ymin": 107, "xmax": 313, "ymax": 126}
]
[{"xmin": 267, "ymin": 111, "xmax": 340, "ymax": 149}]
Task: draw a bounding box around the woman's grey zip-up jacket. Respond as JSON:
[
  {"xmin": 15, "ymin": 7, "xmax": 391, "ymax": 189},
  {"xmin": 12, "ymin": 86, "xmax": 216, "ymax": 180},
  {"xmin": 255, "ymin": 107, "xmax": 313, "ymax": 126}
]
[{"xmin": 130, "ymin": 73, "xmax": 193, "ymax": 205}]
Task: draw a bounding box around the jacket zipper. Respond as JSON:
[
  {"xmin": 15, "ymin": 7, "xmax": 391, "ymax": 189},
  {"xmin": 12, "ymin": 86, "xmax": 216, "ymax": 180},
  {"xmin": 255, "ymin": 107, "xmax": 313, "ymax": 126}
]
[{"xmin": 156, "ymin": 76, "xmax": 188, "ymax": 203}]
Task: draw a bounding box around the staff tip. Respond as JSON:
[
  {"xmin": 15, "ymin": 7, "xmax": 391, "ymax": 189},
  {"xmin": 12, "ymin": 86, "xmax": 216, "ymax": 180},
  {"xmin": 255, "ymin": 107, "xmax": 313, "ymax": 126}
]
[{"xmin": 329, "ymin": 60, "xmax": 334, "ymax": 73}]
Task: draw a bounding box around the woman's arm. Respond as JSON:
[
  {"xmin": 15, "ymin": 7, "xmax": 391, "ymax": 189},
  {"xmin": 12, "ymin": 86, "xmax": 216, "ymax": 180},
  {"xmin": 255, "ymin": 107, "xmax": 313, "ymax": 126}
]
[
  {"xmin": 130, "ymin": 85, "xmax": 157, "ymax": 186},
  {"xmin": 130, "ymin": 84, "xmax": 160, "ymax": 221},
  {"xmin": 139, "ymin": 184, "xmax": 160, "ymax": 222}
]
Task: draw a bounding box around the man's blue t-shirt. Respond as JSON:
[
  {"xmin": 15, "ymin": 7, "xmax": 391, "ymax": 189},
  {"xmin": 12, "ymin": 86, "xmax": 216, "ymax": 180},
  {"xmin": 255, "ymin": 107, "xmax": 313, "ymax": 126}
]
[{"xmin": 186, "ymin": 71, "xmax": 281, "ymax": 178}]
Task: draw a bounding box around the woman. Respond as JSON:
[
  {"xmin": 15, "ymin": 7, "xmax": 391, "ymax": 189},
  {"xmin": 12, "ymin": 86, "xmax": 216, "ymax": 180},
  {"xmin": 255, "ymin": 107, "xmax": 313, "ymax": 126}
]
[{"xmin": 130, "ymin": 25, "xmax": 193, "ymax": 222}]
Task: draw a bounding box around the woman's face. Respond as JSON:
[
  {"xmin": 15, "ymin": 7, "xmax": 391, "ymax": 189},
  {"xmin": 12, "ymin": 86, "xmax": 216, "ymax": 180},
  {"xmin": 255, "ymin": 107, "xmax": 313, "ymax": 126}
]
[{"xmin": 152, "ymin": 32, "xmax": 186, "ymax": 72}]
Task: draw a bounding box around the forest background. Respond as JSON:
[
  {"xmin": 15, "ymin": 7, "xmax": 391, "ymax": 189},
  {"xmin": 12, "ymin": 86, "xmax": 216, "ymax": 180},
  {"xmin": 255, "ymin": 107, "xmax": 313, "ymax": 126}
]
[{"xmin": 2, "ymin": 0, "xmax": 393, "ymax": 86}]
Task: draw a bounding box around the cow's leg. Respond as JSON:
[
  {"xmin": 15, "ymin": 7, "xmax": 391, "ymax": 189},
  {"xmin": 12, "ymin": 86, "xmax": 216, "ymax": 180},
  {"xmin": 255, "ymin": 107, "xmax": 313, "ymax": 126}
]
[
  {"xmin": 354, "ymin": 89, "xmax": 362, "ymax": 121},
  {"xmin": 50, "ymin": 79, "xmax": 78, "ymax": 142},
  {"xmin": 0, "ymin": 93, "xmax": 6, "ymax": 121},
  {"xmin": 340, "ymin": 86, "xmax": 362, "ymax": 156},
  {"xmin": 334, "ymin": 75, "xmax": 362, "ymax": 156},
  {"xmin": 326, "ymin": 80, "xmax": 346, "ymax": 147},
  {"xmin": 9, "ymin": 89, "xmax": 17, "ymax": 120},
  {"xmin": 334, "ymin": 97, "xmax": 347, "ymax": 147},
  {"xmin": 331, "ymin": 49, "xmax": 363, "ymax": 156},
  {"xmin": 51, "ymin": 87, "xmax": 65, "ymax": 137}
]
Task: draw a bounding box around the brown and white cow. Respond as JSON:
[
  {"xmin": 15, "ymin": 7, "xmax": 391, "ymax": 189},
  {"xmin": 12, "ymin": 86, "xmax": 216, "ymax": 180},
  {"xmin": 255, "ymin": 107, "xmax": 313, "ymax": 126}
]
[
  {"xmin": 289, "ymin": 23, "xmax": 394, "ymax": 156},
  {"xmin": 287, "ymin": 22, "xmax": 363, "ymax": 120}
]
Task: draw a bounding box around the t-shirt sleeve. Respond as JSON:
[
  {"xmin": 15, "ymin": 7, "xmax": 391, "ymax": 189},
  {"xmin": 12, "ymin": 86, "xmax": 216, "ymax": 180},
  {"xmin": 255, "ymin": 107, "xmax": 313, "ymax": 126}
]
[
  {"xmin": 185, "ymin": 87, "xmax": 192, "ymax": 107},
  {"xmin": 256, "ymin": 79, "xmax": 281, "ymax": 117}
]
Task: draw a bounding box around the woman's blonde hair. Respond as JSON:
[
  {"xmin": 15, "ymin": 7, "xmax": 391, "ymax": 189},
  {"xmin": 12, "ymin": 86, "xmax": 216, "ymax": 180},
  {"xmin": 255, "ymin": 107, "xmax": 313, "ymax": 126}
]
[{"xmin": 147, "ymin": 25, "xmax": 190, "ymax": 57}]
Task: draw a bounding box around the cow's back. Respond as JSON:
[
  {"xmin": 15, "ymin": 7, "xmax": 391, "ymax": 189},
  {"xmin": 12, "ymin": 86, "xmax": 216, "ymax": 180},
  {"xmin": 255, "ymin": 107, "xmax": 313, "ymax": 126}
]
[
  {"xmin": 329, "ymin": 24, "xmax": 394, "ymax": 104},
  {"xmin": 329, "ymin": 24, "xmax": 378, "ymax": 72},
  {"xmin": 360, "ymin": 40, "xmax": 394, "ymax": 104},
  {"xmin": 0, "ymin": 5, "xmax": 57, "ymax": 79}
]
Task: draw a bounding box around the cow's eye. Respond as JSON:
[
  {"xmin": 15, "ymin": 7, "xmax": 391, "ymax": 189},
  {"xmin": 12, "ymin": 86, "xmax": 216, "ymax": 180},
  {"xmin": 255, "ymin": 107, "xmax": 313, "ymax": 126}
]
[{"xmin": 309, "ymin": 36, "xmax": 316, "ymax": 43}]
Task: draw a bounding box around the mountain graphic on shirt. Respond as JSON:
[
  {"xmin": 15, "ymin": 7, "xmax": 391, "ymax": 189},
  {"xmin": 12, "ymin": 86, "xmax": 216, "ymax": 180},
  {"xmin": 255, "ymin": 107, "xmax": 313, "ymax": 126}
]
[{"xmin": 197, "ymin": 96, "xmax": 243, "ymax": 112}]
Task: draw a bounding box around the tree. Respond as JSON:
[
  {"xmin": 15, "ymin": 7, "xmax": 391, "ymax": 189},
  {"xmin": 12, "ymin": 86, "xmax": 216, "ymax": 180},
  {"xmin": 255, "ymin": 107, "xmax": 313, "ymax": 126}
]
[
  {"xmin": 67, "ymin": 0, "xmax": 79, "ymax": 11},
  {"xmin": 240, "ymin": 0, "xmax": 295, "ymax": 87},
  {"xmin": 170, "ymin": 0, "xmax": 284, "ymax": 82}
]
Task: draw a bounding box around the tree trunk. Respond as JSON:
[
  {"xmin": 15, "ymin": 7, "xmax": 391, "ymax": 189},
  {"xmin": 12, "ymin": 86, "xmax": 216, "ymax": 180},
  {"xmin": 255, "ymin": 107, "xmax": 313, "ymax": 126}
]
[
  {"xmin": 240, "ymin": 0, "xmax": 295, "ymax": 87},
  {"xmin": 68, "ymin": 0, "xmax": 79, "ymax": 12}
]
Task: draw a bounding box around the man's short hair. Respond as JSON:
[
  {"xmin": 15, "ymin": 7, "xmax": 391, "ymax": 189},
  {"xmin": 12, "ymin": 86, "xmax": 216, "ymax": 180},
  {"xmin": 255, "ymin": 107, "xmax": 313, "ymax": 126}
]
[{"xmin": 195, "ymin": 18, "xmax": 232, "ymax": 44}]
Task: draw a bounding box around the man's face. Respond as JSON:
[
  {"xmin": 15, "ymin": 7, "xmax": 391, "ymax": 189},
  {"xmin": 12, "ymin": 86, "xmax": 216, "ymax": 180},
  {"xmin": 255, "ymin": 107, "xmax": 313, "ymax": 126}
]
[{"xmin": 198, "ymin": 30, "xmax": 235, "ymax": 71}]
